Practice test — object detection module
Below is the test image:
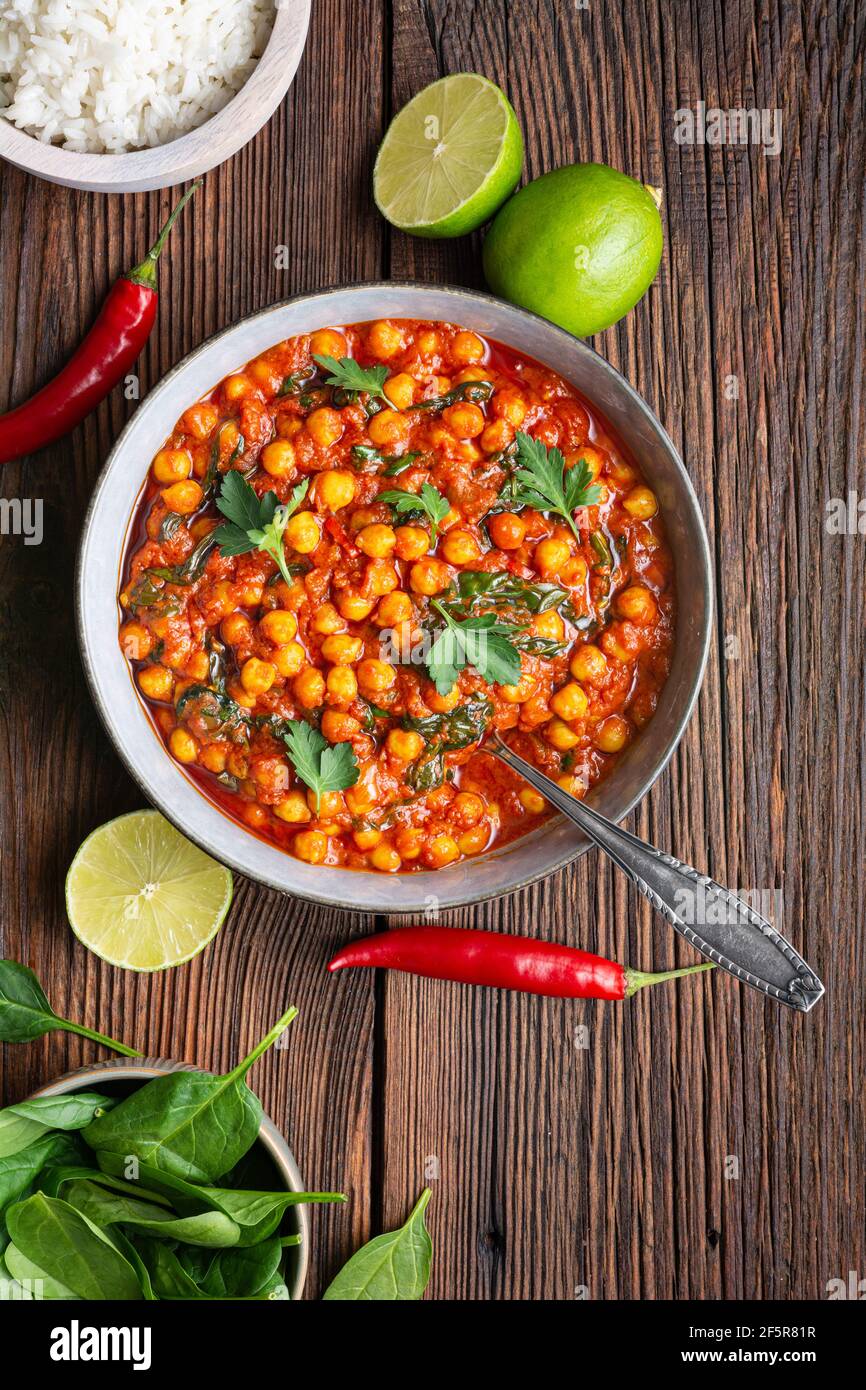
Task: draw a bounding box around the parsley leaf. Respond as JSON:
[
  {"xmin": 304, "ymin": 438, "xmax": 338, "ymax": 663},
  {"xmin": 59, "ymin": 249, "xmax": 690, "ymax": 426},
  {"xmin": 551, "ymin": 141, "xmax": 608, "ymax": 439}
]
[
  {"xmin": 313, "ymin": 354, "xmax": 390, "ymax": 405},
  {"xmin": 281, "ymin": 719, "xmax": 359, "ymax": 812},
  {"xmin": 426, "ymin": 602, "xmax": 523, "ymax": 695},
  {"xmin": 513, "ymin": 431, "xmax": 602, "ymax": 541},
  {"xmin": 379, "ymin": 483, "xmax": 450, "ymax": 548},
  {"xmin": 212, "ymin": 472, "xmax": 310, "ymax": 587}
]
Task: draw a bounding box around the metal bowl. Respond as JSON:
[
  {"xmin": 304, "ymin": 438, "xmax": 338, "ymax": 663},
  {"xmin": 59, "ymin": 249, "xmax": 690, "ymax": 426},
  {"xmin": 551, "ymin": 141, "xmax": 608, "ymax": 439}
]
[
  {"xmin": 0, "ymin": 1, "xmax": 311, "ymax": 193},
  {"xmin": 30, "ymin": 1059, "xmax": 310, "ymax": 1300},
  {"xmin": 77, "ymin": 282, "xmax": 712, "ymax": 913}
]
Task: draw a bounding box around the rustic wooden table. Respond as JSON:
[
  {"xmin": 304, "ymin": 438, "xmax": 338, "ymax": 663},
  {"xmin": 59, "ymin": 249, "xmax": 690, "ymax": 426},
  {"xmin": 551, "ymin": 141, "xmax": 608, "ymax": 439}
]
[{"xmin": 1, "ymin": 0, "xmax": 863, "ymax": 1301}]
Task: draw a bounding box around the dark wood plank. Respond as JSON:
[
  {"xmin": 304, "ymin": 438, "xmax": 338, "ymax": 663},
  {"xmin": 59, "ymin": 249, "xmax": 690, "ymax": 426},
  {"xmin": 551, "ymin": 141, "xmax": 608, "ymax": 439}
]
[
  {"xmin": 382, "ymin": 0, "xmax": 865, "ymax": 1299},
  {"xmin": 0, "ymin": 0, "xmax": 389, "ymax": 1299}
]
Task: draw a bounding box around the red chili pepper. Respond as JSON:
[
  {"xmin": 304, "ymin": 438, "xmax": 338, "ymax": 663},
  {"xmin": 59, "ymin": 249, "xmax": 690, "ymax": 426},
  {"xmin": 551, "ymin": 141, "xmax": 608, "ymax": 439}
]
[
  {"xmin": 0, "ymin": 182, "xmax": 199, "ymax": 465},
  {"xmin": 328, "ymin": 926, "xmax": 714, "ymax": 1000},
  {"xmin": 324, "ymin": 516, "xmax": 359, "ymax": 554}
]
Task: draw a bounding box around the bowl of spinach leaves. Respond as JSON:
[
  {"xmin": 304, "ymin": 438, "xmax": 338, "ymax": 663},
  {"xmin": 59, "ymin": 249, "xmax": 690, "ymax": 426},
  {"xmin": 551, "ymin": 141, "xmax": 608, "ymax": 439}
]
[{"xmin": 0, "ymin": 1005, "xmax": 344, "ymax": 1301}]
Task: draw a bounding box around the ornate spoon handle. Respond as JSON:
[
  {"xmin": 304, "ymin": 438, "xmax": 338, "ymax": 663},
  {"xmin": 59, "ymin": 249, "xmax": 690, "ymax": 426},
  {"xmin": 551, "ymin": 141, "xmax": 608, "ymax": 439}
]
[{"xmin": 489, "ymin": 736, "xmax": 823, "ymax": 1012}]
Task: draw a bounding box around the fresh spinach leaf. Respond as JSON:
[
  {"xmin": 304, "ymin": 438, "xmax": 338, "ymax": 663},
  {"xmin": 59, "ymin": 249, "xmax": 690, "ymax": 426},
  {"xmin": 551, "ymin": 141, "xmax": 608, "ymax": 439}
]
[
  {"xmin": 82, "ymin": 1007, "xmax": 297, "ymax": 1184},
  {"xmin": 7, "ymin": 1193, "xmax": 143, "ymax": 1300},
  {"xmin": 0, "ymin": 1113, "xmax": 50, "ymax": 1160},
  {"xmin": 0, "ymin": 1133, "xmax": 83, "ymax": 1212},
  {"xmin": 3, "ymin": 1241, "xmax": 82, "ymax": 1299},
  {"xmin": 181, "ymin": 1236, "xmax": 283, "ymax": 1298},
  {"xmin": 3, "ymin": 1092, "xmax": 116, "ymax": 1133},
  {"xmin": 0, "ymin": 960, "xmax": 140, "ymax": 1056},
  {"xmin": 404, "ymin": 746, "xmax": 445, "ymax": 793},
  {"xmin": 63, "ymin": 1179, "xmax": 241, "ymax": 1248},
  {"xmin": 323, "ymin": 1188, "xmax": 433, "ymax": 1301},
  {"xmin": 402, "ymin": 697, "xmax": 493, "ymax": 750},
  {"xmin": 412, "ymin": 380, "xmax": 494, "ymax": 412}
]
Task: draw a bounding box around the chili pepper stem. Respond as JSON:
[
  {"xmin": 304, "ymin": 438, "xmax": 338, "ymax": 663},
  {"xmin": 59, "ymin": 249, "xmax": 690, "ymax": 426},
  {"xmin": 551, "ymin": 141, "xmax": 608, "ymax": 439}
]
[
  {"xmin": 624, "ymin": 962, "xmax": 715, "ymax": 997},
  {"xmin": 127, "ymin": 180, "xmax": 201, "ymax": 289}
]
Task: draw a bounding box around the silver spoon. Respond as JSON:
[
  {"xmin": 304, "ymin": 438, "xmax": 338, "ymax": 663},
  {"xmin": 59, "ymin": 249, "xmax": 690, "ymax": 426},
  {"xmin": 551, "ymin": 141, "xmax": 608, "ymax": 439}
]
[{"xmin": 487, "ymin": 734, "xmax": 824, "ymax": 1013}]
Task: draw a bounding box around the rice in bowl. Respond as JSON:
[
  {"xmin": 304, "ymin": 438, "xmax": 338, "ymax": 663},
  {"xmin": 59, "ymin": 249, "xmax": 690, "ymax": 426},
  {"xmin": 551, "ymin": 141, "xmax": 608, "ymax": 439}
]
[{"xmin": 0, "ymin": 0, "xmax": 277, "ymax": 153}]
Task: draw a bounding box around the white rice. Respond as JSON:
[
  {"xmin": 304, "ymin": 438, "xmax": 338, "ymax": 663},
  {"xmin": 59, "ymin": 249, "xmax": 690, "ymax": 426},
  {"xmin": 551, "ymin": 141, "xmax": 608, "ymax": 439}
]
[{"xmin": 0, "ymin": 0, "xmax": 276, "ymax": 153}]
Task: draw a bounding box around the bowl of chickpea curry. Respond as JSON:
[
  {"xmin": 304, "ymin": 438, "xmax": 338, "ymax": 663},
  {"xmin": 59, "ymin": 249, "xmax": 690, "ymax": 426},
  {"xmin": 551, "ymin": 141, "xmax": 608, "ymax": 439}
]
[{"xmin": 78, "ymin": 284, "xmax": 711, "ymax": 911}]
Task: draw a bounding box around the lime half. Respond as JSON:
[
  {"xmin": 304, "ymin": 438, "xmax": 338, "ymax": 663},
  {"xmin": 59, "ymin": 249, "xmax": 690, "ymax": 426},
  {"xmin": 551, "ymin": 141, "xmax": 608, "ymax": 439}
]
[
  {"xmin": 374, "ymin": 73, "xmax": 523, "ymax": 237},
  {"xmin": 66, "ymin": 810, "xmax": 232, "ymax": 971}
]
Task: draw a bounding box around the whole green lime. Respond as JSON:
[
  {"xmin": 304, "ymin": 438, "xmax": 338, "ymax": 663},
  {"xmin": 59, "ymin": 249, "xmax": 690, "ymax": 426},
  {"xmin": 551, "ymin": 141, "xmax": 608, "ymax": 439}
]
[{"xmin": 482, "ymin": 163, "xmax": 663, "ymax": 336}]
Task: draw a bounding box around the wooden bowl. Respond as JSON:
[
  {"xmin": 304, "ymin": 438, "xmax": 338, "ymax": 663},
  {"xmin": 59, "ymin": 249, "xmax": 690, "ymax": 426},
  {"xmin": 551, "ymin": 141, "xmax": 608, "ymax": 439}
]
[{"xmin": 0, "ymin": 0, "xmax": 311, "ymax": 193}]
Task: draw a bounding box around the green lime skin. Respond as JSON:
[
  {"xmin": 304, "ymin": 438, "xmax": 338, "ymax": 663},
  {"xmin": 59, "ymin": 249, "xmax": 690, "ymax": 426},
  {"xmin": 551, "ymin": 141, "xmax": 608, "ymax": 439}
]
[{"xmin": 482, "ymin": 163, "xmax": 663, "ymax": 336}]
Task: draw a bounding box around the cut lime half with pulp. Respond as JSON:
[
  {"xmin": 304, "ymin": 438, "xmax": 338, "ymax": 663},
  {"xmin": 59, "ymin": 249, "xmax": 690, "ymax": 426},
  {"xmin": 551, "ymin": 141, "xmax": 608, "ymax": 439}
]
[
  {"xmin": 374, "ymin": 73, "xmax": 524, "ymax": 237},
  {"xmin": 66, "ymin": 810, "xmax": 233, "ymax": 971}
]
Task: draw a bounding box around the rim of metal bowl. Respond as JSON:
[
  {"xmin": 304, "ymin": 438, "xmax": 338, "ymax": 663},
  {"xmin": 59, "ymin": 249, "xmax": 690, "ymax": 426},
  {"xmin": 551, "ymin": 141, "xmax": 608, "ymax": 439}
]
[
  {"xmin": 29, "ymin": 1059, "xmax": 310, "ymax": 1301},
  {"xmin": 76, "ymin": 280, "xmax": 713, "ymax": 912},
  {"xmin": 0, "ymin": 0, "xmax": 311, "ymax": 193}
]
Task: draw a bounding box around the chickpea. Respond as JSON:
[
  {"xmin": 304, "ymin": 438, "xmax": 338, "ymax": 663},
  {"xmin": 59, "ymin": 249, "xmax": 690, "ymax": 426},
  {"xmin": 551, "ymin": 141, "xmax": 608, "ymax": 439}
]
[
  {"xmin": 220, "ymin": 612, "xmax": 252, "ymax": 647},
  {"xmin": 386, "ymin": 729, "xmax": 424, "ymax": 761},
  {"xmin": 545, "ymin": 717, "xmax": 581, "ymax": 751},
  {"xmin": 181, "ymin": 402, "xmax": 219, "ymax": 440},
  {"xmin": 534, "ymin": 537, "xmax": 572, "ymax": 576},
  {"xmin": 376, "ymin": 591, "xmax": 412, "ymax": 626},
  {"xmin": 558, "ymin": 774, "xmax": 585, "ymax": 797},
  {"xmin": 247, "ymin": 356, "xmax": 281, "ymax": 394},
  {"xmin": 199, "ymin": 743, "xmax": 229, "ymax": 774},
  {"xmin": 369, "ymin": 844, "xmax": 401, "ymax": 873},
  {"xmin": 600, "ymin": 627, "xmax": 636, "ymax": 664},
  {"xmin": 367, "ymin": 408, "xmax": 410, "ymax": 449},
  {"xmin": 227, "ymin": 748, "xmax": 249, "ymax": 779},
  {"xmin": 441, "ymin": 529, "xmax": 481, "ymax": 566},
  {"xmin": 569, "ymin": 445, "xmax": 607, "ymax": 480},
  {"xmin": 275, "ymin": 792, "xmax": 312, "ymax": 824},
  {"xmin": 457, "ymin": 826, "xmax": 488, "ymax": 855},
  {"xmin": 311, "ymin": 604, "xmax": 346, "ymax": 636},
  {"xmin": 138, "ymin": 665, "xmax": 173, "ymax": 701},
  {"xmin": 425, "ymin": 682, "xmax": 460, "ymax": 713},
  {"xmin": 452, "ymin": 791, "xmax": 485, "ymax": 827},
  {"xmin": 417, "ymin": 329, "xmax": 441, "ymax": 358},
  {"xmin": 450, "ymin": 331, "xmax": 485, "ymax": 365},
  {"xmin": 623, "ymin": 485, "xmax": 658, "ymax": 519},
  {"xmin": 223, "ymin": 374, "xmax": 254, "ymax": 404},
  {"xmin": 227, "ymin": 681, "xmax": 257, "ymax": 711},
  {"xmin": 260, "ymin": 609, "xmax": 298, "ymax": 645},
  {"xmin": 261, "ymin": 439, "xmax": 296, "ymax": 480},
  {"xmin": 515, "ymin": 788, "xmax": 544, "ymax": 815},
  {"xmin": 293, "ymin": 830, "xmax": 328, "ymax": 864},
  {"xmin": 293, "ymin": 667, "xmax": 326, "ymax": 708},
  {"xmin": 336, "ymin": 591, "xmax": 376, "ymax": 621},
  {"xmin": 168, "ymin": 727, "xmax": 198, "ymax": 763},
  {"xmin": 321, "ymin": 634, "xmax": 362, "ymax": 664},
  {"xmin": 357, "ymin": 523, "xmax": 397, "ymax": 558},
  {"xmin": 313, "ymin": 469, "xmax": 356, "ymax": 511},
  {"xmin": 311, "ymin": 789, "xmax": 345, "ymax": 819},
  {"xmin": 570, "ymin": 643, "xmax": 608, "ymax": 685},
  {"xmin": 345, "ymin": 779, "xmax": 377, "ymax": 815},
  {"xmin": 560, "ymin": 556, "xmax": 588, "ymax": 586},
  {"xmin": 240, "ymin": 658, "xmax": 276, "ymax": 697},
  {"xmin": 391, "ymin": 826, "xmax": 421, "ymax": 860},
  {"xmin": 595, "ymin": 715, "xmax": 630, "ymax": 753},
  {"xmin": 237, "ymin": 579, "xmax": 264, "ymax": 609},
  {"xmin": 367, "ymin": 320, "xmax": 404, "ymax": 359},
  {"xmin": 272, "ymin": 642, "xmax": 306, "ymax": 678},
  {"xmin": 366, "ymin": 559, "xmax": 399, "ymax": 596},
  {"xmin": 284, "ymin": 511, "xmax": 321, "ymax": 553},
  {"xmin": 617, "ymin": 584, "xmax": 658, "ymax": 624},
  {"xmin": 487, "ymin": 512, "xmax": 526, "ymax": 551},
  {"xmin": 152, "ymin": 448, "xmax": 192, "ymax": 484},
  {"xmin": 310, "ymin": 328, "xmax": 347, "ymax": 358},
  {"xmin": 326, "ymin": 665, "xmax": 359, "ymax": 702},
  {"xmin": 442, "ymin": 402, "xmax": 485, "ymax": 438},
  {"xmin": 532, "ymin": 609, "xmax": 565, "ymax": 641},
  {"xmin": 306, "ymin": 407, "xmax": 344, "ymax": 449},
  {"xmin": 550, "ymin": 682, "xmax": 589, "ymax": 722},
  {"xmin": 184, "ymin": 651, "xmax": 211, "ymax": 682},
  {"xmin": 393, "ymin": 525, "xmax": 430, "ymax": 561},
  {"xmin": 499, "ymin": 672, "xmax": 537, "ymax": 703},
  {"xmin": 607, "ymin": 458, "xmax": 637, "ymax": 488},
  {"xmin": 242, "ymin": 803, "xmax": 268, "ymax": 830},
  {"xmin": 480, "ymin": 419, "xmax": 515, "ymax": 454},
  {"xmin": 409, "ymin": 558, "xmax": 450, "ymax": 595},
  {"xmin": 384, "ymin": 372, "xmax": 416, "ymax": 410},
  {"xmin": 424, "ymin": 834, "xmax": 460, "ymax": 868},
  {"xmin": 357, "ymin": 658, "xmax": 396, "ymax": 692},
  {"xmin": 353, "ymin": 827, "xmax": 382, "ymax": 850},
  {"xmin": 321, "ymin": 709, "xmax": 362, "ymax": 741},
  {"xmin": 492, "ymin": 388, "xmax": 527, "ymax": 426},
  {"xmin": 348, "ymin": 506, "xmax": 379, "ymax": 533},
  {"xmin": 161, "ymin": 480, "xmax": 203, "ymax": 515},
  {"xmin": 120, "ymin": 621, "xmax": 154, "ymax": 661}
]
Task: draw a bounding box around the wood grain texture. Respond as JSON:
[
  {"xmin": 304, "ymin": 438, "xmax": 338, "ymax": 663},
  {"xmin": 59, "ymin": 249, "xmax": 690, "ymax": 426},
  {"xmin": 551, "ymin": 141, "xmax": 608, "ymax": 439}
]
[{"xmin": 0, "ymin": 0, "xmax": 863, "ymax": 1300}]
